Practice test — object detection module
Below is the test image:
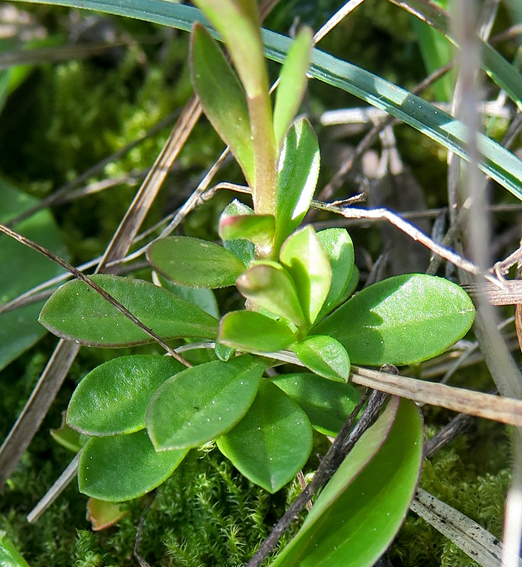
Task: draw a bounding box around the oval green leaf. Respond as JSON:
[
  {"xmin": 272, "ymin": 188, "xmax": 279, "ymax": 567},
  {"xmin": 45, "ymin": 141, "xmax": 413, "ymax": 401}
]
[
  {"xmin": 190, "ymin": 23, "xmax": 254, "ymax": 185},
  {"xmin": 67, "ymin": 355, "xmax": 185, "ymax": 436},
  {"xmin": 39, "ymin": 274, "xmax": 218, "ymax": 347},
  {"xmin": 271, "ymin": 373, "xmax": 360, "ymax": 436},
  {"xmin": 236, "ymin": 262, "xmax": 306, "ymax": 328},
  {"xmin": 275, "ymin": 119, "xmax": 320, "ymax": 252},
  {"xmin": 217, "ymin": 380, "xmax": 313, "ymax": 493},
  {"xmin": 280, "ymin": 225, "xmax": 331, "ymax": 326},
  {"xmin": 219, "ymin": 310, "xmax": 298, "ymax": 352},
  {"xmin": 270, "ymin": 397, "xmax": 423, "ymax": 567},
  {"xmin": 312, "ymin": 274, "xmax": 475, "ymax": 366},
  {"xmin": 316, "ymin": 228, "xmax": 354, "ymax": 320},
  {"xmin": 147, "ymin": 355, "xmax": 266, "ymax": 451},
  {"xmin": 78, "ymin": 430, "xmax": 187, "ymax": 502},
  {"xmin": 147, "ymin": 236, "xmax": 246, "ymax": 289},
  {"xmin": 289, "ymin": 335, "xmax": 350, "ymax": 382}
]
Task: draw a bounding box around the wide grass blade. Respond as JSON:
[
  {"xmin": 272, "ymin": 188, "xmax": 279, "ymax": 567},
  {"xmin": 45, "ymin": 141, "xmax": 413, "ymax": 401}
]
[{"xmin": 8, "ymin": 0, "xmax": 522, "ymax": 200}]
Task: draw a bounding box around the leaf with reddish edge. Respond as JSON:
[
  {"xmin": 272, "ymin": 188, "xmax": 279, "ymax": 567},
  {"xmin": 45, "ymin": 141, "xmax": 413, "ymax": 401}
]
[
  {"xmin": 236, "ymin": 262, "xmax": 306, "ymax": 328},
  {"xmin": 87, "ymin": 498, "xmax": 128, "ymax": 531},
  {"xmin": 270, "ymin": 397, "xmax": 424, "ymax": 567}
]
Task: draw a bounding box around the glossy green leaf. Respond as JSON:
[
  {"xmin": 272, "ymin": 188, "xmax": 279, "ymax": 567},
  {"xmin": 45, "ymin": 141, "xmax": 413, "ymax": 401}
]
[
  {"xmin": 218, "ymin": 214, "xmax": 275, "ymax": 250},
  {"xmin": 236, "ymin": 262, "xmax": 306, "ymax": 328},
  {"xmin": 220, "ymin": 200, "xmax": 256, "ymax": 266},
  {"xmin": 14, "ymin": 2, "xmax": 522, "ymax": 200},
  {"xmin": 147, "ymin": 355, "xmax": 266, "ymax": 451},
  {"xmin": 271, "ymin": 373, "xmax": 360, "ymax": 436},
  {"xmin": 316, "ymin": 228, "xmax": 355, "ymax": 320},
  {"xmin": 0, "ymin": 530, "xmax": 31, "ymax": 567},
  {"xmin": 270, "ymin": 397, "xmax": 423, "ymax": 567},
  {"xmin": 67, "ymin": 355, "xmax": 185, "ymax": 436},
  {"xmin": 337, "ymin": 265, "xmax": 360, "ymax": 307},
  {"xmin": 86, "ymin": 498, "xmax": 128, "ymax": 531},
  {"xmin": 275, "ymin": 119, "xmax": 320, "ymax": 252},
  {"xmin": 78, "ymin": 429, "xmax": 187, "ymax": 502},
  {"xmin": 190, "ymin": 24, "xmax": 254, "ymax": 185},
  {"xmin": 313, "ymin": 274, "xmax": 475, "ymax": 366},
  {"xmin": 154, "ymin": 272, "xmax": 219, "ymax": 318},
  {"xmin": 289, "ymin": 335, "xmax": 350, "ymax": 382},
  {"xmin": 280, "ymin": 226, "xmax": 331, "ymax": 326},
  {"xmin": 147, "ymin": 236, "xmax": 246, "ymax": 289},
  {"xmin": 273, "ymin": 26, "xmax": 313, "ymax": 149},
  {"xmin": 219, "ymin": 310, "xmax": 298, "ymax": 352},
  {"xmin": 0, "ymin": 179, "xmax": 67, "ymax": 371},
  {"xmin": 39, "ymin": 274, "xmax": 218, "ymax": 347},
  {"xmin": 217, "ymin": 379, "xmax": 313, "ymax": 493}
]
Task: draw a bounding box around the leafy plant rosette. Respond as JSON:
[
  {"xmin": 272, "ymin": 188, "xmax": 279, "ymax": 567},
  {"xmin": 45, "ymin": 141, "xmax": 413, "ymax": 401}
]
[{"xmin": 38, "ymin": 1, "xmax": 475, "ymax": 564}]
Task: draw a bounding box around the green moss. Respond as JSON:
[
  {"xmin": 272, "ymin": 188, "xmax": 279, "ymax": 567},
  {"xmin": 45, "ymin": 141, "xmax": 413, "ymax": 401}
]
[
  {"xmin": 97, "ymin": 449, "xmax": 302, "ymax": 567},
  {"xmin": 0, "ymin": 439, "xmax": 303, "ymax": 567}
]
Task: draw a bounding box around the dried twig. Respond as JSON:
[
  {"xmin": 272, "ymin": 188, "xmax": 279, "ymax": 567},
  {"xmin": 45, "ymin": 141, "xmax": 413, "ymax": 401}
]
[{"xmin": 411, "ymin": 488, "xmax": 512, "ymax": 567}]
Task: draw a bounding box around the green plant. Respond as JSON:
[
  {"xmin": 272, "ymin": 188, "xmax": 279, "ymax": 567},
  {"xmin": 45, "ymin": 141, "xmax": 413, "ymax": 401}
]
[{"xmin": 32, "ymin": 1, "xmax": 478, "ymax": 565}]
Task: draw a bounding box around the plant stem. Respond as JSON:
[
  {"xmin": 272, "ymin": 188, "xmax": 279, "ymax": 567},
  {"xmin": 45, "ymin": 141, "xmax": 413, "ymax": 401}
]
[{"xmin": 192, "ymin": 0, "xmax": 279, "ymax": 256}]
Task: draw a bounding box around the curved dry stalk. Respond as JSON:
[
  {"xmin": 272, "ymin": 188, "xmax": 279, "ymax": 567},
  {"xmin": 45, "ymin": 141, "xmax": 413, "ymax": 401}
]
[
  {"xmin": 313, "ymin": 200, "xmax": 493, "ymax": 280},
  {"xmin": 411, "ymin": 488, "xmax": 512, "ymax": 567}
]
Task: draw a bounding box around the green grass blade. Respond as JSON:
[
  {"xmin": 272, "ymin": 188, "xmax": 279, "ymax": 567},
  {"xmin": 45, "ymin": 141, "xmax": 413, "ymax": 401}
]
[
  {"xmin": 10, "ymin": 0, "xmax": 522, "ymax": 199},
  {"xmin": 388, "ymin": 0, "xmax": 522, "ymax": 110},
  {"xmin": 265, "ymin": 31, "xmax": 522, "ymax": 201}
]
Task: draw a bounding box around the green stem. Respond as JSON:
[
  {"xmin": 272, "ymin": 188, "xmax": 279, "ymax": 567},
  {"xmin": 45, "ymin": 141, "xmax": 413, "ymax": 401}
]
[
  {"xmin": 248, "ymin": 93, "xmax": 278, "ymax": 217},
  {"xmin": 192, "ymin": 0, "xmax": 279, "ymax": 256}
]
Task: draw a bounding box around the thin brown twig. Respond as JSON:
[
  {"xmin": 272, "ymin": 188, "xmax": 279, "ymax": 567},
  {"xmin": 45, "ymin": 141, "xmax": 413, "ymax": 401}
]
[
  {"xmin": 313, "ymin": 200, "xmax": 494, "ymax": 280},
  {"xmin": 134, "ymin": 517, "xmax": 152, "ymax": 567},
  {"xmin": 0, "ymin": 223, "xmax": 191, "ymax": 367},
  {"xmin": 316, "ymin": 60, "xmax": 455, "ymax": 202},
  {"xmin": 5, "ymin": 110, "xmax": 180, "ymax": 228}
]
